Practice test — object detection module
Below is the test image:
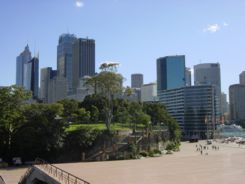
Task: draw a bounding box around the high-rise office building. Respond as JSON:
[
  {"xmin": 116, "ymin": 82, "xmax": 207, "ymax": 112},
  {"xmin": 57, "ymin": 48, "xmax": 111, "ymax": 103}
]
[
  {"xmin": 57, "ymin": 34, "xmax": 77, "ymax": 94},
  {"xmin": 239, "ymin": 71, "xmax": 245, "ymax": 85},
  {"xmin": 40, "ymin": 67, "xmax": 57, "ymax": 102},
  {"xmin": 23, "ymin": 57, "xmax": 39, "ymax": 99},
  {"xmin": 185, "ymin": 67, "xmax": 192, "ymax": 86},
  {"xmin": 157, "ymin": 55, "xmax": 185, "ymax": 92},
  {"xmin": 229, "ymin": 84, "xmax": 245, "ymax": 123},
  {"xmin": 221, "ymin": 92, "xmax": 229, "ymax": 115},
  {"xmin": 16, "ymin": 45, "xmax": 32, "ymax": 86},
  {"xmin": 48, "ymin": 76, "xmax": 67, "ymax": 103},
  {"xmin": 194, "ymin": 63, "xmax": 221, "ymax": 117},
  {"xmin": 131, "ymin": 73, "xmax": 143, "ymax": 88},
  {"xmin": 72, "ymin": 38, "xmax": 95, "ymax": 93},
  {"xmin": 158, "ymin": 85, "xmax": 216, "ymax": 139},
  {"xmin": 40, "ymin": 67, "xmax": 67, "ymax": 103},
  {"xmin": 141, "ymin": 83, "xmax": 157, "ymax": 102}
]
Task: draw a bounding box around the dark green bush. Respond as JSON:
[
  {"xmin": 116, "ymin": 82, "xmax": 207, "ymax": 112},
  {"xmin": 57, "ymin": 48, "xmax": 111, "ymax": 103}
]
[
  {"xmin": 153, "ymin": 149, "xmax": 161, "ymax": 154},
  {"xmin": 139, "ymin": 151, "xmax": 148, "ymax": 157}
]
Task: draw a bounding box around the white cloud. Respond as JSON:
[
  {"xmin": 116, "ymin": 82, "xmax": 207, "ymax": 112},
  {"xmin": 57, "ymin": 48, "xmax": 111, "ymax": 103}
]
[
  {"xmin": 223, "ymin": 22, "xmax": 229, "ymax": 27},
  {"xmin": 75, "ymin": 0, "xmax": 84, "ymax": 8},
  {"xmin": 203, "ymin": 24, "xmax": 220, "ymax": 33}
]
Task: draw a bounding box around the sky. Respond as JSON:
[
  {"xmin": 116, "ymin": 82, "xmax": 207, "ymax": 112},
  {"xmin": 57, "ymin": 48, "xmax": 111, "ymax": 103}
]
[{"xmin": 0, "ymin": 0, "xmax": 245, "ymax": 96}]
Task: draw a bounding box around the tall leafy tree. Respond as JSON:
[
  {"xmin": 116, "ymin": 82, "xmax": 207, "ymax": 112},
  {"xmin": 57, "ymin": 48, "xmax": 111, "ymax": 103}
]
[
  {"xmin": 0, "ymin": 86, "xmax": 31, "ymax": 161},
  {"xmin": 86, "ymin": 63, "xmax": 123, "ymax": 131}
]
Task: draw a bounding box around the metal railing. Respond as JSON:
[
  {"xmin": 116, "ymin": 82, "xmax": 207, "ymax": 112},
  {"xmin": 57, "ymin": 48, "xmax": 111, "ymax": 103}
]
[
  {"xmin": 35, "ymin": 158, "xmax": 90, "ymax": 184},
  {"xmin": 18, "ymin": 166, "xmax": 34, "ymax": 184},
  {"xmin": 0, "ymin": 176, "xmax": 6, "ymax": 184}
]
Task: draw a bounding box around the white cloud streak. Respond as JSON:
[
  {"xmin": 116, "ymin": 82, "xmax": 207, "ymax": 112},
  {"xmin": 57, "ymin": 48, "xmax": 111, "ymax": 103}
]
[
  {"xmin": 203, "ymin": 22, "xmax": 229, "ymax": 33},
  {"xmin": 223, "ymin": 22, "xmax": 229, "ymax": 27},
  {"xmin": 203, "ymin": 24, "xmax": 220, "ymax": 33},
  {"xmin": 75, "ymin": 0, "xmax": 84, "ymax": 8}
]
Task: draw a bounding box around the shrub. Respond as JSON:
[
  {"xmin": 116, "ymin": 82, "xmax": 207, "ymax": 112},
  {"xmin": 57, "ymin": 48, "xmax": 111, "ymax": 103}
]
[
  {"xmin": 139, "ymin": 151, "xmax": 148, "ymax": 157},
  {"xmin": 153, "ymin": 149, "xmax": 161, "ymax": 155},
  {"xmin": 148, "ymin": 150, "xmax": 154, "ymax": 157},
  {"xmin": 0, "ymin": 162, "xmax": 8, "ymax": 168},
  {"xmin": 166, "ymin": 150, "xmax": 173, "ymax": 154}
]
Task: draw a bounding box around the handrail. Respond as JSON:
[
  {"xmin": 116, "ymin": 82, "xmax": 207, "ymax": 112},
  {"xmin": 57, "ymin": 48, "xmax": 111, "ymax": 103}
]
[
  {"xmin": 18, "ymin": 166, "xmax": 34, "ymax": 184},
  {"xmin": 0, "ymin": 176, "xmax": 6, "ymax": 184},
  {"xmin": 35, "ymin": 158, "xmax": 90, "ymax": 184}
]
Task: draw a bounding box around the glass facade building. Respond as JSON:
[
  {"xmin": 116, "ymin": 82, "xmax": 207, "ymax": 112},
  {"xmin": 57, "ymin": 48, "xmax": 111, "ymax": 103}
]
[
  {"xmin": 158, "ymin": 85, "xmax": 216, "ymax": 139},
  {"xmin": 157, "ymin": 55, "xmax": 185, "ymax": 92},
  {"xmin": 23, "ymin": 57, "xmax": 39, "ymax": 99},
  {"xmin": 57, "ymin": 34, "xmax": 77, "ymax": 94},
  {"xmin": 194, "ymin": 63, "xmax": 221, "ymax": 117},
  {"xmin": 16, "ymin": 45, "xmax": 32, "ymax": 87},
  {"xmin": 72, "ymin": 38, "xmax": 95, "ymax": 93},
  {"xmin": 229, "ymin": 84, "xmax": 245, "ymax": 123},
  {"xmin": 131, "ymin": 73, "xmax": 143, "ymax": 88}
]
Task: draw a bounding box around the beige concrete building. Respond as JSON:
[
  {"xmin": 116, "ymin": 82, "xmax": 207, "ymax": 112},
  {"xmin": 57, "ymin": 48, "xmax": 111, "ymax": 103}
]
[{"xmin": 141, "ymin": 83, "xmax": 157, "ymax": 102}]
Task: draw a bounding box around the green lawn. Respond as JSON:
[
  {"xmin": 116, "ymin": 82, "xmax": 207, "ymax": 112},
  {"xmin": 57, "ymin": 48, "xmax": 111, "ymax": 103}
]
[{"xmin": 65, "ymin": 123, "xmax": 133, "ymax": 132}]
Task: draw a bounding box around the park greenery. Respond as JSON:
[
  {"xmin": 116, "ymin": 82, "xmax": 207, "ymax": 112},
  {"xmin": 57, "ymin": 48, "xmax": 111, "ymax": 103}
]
[{"xmin": 0, "ymin": 68, "xmax": 181, "ymax": 164}]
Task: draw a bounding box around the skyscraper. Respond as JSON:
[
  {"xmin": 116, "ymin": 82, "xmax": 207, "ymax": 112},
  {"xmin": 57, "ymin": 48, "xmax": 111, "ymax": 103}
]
[
  {"xmin": 141, "ymin": 83, "xmax": 157, "ymax": 102},
  {"xmin": 194, "ymin": 63, "xmax": 221, "ymax": 117},
  {"xmin": 16, "ymin": 45, "xmax": 32, "ymax": 86},
  {"xmin": 185, "ymin": 67, "xmax": 192, "ymax": 86},
  {"xmin": 158, "ymin": 85, "xmax": 216, "ymax": 139},
  {"xmin": 239, "ymin": 71, "xmax": 245, "ymax": 85},
  {"xmin": 221, "ymin": 92, "xmax": 229, "ymax": 115},
  {"xmin": 131, "ymin": 73, "xmax": 143, "ymax": 88},
  {"xmin": 229, "ymin": 84, "xmax": 245, "ymax": 123},
  {"xmin": 23, "ymin": 57, "xmax": 39, "ymax": 99},
  {"xmin": 57, "ymin": 34, "xmax": 77, "ymax": 94},
  {"xmin": 40, "ymin": 67, "xmax": 57, "ymax": 102},
  {"xmin": 157, "ymin": 55, "xmax": 185, "ymax": 92},
  {"xmin": 72, "ymin": 38, "xmax": 95, "ymax": 93}
]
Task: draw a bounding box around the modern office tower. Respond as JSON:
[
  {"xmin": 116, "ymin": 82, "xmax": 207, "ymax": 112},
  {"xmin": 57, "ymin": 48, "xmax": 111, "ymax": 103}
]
[
  {"xmin": 221, "ymin": 92, "xmax": 229, "ymax": 115},
  {"xmin": 239, "ymin": 71, "xmax": 245, "ymax": 85},
  {"xmin": 229, "ymin": 84, "xmax": 245, "ymax": 123},
  {"xmin": 16, "ymin": 45, "xmax": 32, "ymax": 86},
  {"xmin": 131, "ymin": 73, "xmax": 143, "ymax": 88},
  {"xmin": 156, "ymin": 55, "xmax": 185, "ymax": 92},
  {"xmin": 40, "ymin": 67, "xmax": 57, "ymax": 102},
  {"xmin": 185, "ymin": 67, "xmax": 192, "ymax": 86},
  {"xmin": 158, "ymin": 85, "xmax": 216, "ymax": 139},
  {"xmin": 57, "ymin": 34, "xmax": 77, "ymax": 94},
  {"xmin": 67, "ymin": 76, "xmax": 94, "ymax": 101},
  {"xmin": 141, "ymin": 83, "xmax": 157, "ymax": 102},
  {"xmin": 194, "ymin": 63, "xmax": 221, "ymax": 117},
  {"xmin": 48, "ymin": 76, "xmax": 67, "ymax": 103},
  {"xmin": 23, "ymin": 57, "xmax": 39, "ymax": 99},
  {"xmin": 72, "ymin": 38, "xmax": 95, "ymax": 93}
]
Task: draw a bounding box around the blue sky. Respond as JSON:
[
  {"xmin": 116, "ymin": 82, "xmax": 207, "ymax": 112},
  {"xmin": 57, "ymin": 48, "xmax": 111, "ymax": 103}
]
[{"xmin": 0, "ymin": 0, "xmax": 245, "ymax": 95}]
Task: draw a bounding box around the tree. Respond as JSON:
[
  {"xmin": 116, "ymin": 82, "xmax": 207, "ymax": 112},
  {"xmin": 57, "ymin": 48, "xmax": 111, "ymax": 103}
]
[
  {"xmin": 0, "ymin": 86, "xmax": 31, "ymax": 161},
  {"xmin": 90, "ymin": 105, "xmax": 99, "ymax": 123},
  {"xmin": 81, "ymin": 94, "xmax": 108, "ymax": 122},
  {"xmin": 72, "ymin": 108, "xmax": 90, "ymax": 124},
  {"xmin": 58, "ymin": 99, "xmax": 79, "ymax": 118},
  {"xmin": 14, "ymin": 103, "xmax": 65, "ymax": 161},
  {"xmin": 143, "ymin": 102, "xmax": 181, "ymax": 143},
  {"xmin": 85, "ymin": 63, "xmax": 123, "ymax": 131}
]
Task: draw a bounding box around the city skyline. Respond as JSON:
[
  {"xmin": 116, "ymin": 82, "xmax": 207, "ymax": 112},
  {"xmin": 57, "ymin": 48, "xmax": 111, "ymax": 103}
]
[{"xmin": 0, "ymin": 0, "xmax": 245, "ymax": 96}]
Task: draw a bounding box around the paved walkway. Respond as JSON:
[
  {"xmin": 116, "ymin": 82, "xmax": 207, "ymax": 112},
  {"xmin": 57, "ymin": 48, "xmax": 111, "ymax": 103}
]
[{"xmin": 1, "ymin": 141, "xmax": 245, "ymax": 184}]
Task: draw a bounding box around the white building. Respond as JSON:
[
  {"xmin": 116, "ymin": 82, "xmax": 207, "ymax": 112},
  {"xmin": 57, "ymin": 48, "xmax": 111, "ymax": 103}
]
[{"xmin": 141, "ymin": 83, "xmax": 157, "ymax": 102}]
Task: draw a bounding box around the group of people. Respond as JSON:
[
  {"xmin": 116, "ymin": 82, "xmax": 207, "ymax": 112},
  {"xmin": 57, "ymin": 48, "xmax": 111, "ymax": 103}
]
[{"xmin": 195, "ymin": 143, "xmax": 220, "ymax": 155}]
